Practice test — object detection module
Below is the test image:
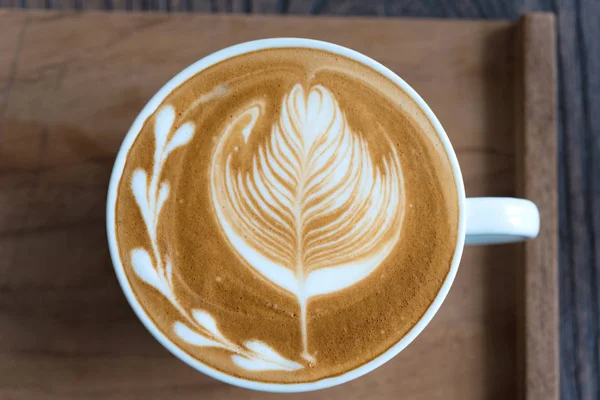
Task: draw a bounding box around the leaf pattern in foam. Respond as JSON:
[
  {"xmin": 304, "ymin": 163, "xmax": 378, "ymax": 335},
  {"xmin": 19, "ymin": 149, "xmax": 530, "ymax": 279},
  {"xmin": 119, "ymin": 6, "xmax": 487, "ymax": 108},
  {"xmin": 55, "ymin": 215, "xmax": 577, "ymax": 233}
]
[
  {"xmin": 232, "ymin": 341, "xmax": 303, "ymax": 371},
  {"xmin": 165, "ymin": 122, "xmax": 195, "ymax": 158},
  {"xmin": 154, "ymin": 106, "xmax": 175, "ymax": 167},
  {"xmin": 242, "ymin": 341, "xmax": 303, "ymax": 370},
  {"xmin": 131, "ymin": 248, "xmax": 171, "ymax": 299},
  {"xmin": 175, "ymin": 314, "xmax": 303, "ymax": 371},
  {"xmin": 192, "ymin": 310, "xmax": 230, "ymax": 344},
  {"xmin": 131, "ymin": 169, "xmax": 150, "ymax": 230},
  {"xmin": 211, "ymin": 84, "xmax": 405, "ymax": 299},
  {"xmin": 128, "ymin": 101, "xmax": 305, "ymax": 371},
  {"xmin": 174, "ymin": 321, "xmax": 227, "ymax": 349}
]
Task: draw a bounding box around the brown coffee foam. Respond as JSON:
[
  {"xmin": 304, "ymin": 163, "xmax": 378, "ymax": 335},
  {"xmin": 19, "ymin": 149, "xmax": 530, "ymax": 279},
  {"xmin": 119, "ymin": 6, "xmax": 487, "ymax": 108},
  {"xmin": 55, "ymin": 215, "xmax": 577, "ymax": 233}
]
[{"xmin": 115, "ymin": 48, "xmax": 459, "ymax": 383}]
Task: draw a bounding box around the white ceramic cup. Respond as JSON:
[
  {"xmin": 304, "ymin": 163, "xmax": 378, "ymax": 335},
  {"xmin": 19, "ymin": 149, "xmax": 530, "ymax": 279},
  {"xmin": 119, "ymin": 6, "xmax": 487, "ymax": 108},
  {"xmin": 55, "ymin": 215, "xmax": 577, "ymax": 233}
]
[{"xmin": 106, "ymin": 38, "xmax": 540, "ymax": 393}]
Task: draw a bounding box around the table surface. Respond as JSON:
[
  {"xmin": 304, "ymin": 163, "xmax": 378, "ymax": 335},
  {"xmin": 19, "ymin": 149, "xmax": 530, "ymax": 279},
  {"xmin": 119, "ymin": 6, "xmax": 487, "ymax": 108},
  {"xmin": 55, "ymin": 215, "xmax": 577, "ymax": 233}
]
[{"xmin": 0, "ymin": 1, "xmax": 598, "ymax": 400}]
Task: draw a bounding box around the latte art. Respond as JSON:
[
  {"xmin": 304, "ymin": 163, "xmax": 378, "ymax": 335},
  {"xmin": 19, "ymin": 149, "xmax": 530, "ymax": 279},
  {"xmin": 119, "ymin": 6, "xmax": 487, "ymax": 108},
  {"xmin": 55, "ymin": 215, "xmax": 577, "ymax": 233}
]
[
  {"xmin": 129, "ymin": 106, "xmax": 304, "ymax": 372},
  {"xmin": 114, "ymin": 48, "xmax": 459, "ymax": 383},
  {"xmin": 211, "ymin": 84, "xmax": 404, "ymax": 361}
]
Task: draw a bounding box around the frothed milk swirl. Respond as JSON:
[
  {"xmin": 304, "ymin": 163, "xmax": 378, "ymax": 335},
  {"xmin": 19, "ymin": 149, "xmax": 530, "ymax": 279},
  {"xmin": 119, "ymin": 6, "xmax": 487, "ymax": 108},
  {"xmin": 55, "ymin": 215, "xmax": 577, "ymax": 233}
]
[{"xmin": 114, "ymin": 48, "xmax": 459, "ymax": 383}]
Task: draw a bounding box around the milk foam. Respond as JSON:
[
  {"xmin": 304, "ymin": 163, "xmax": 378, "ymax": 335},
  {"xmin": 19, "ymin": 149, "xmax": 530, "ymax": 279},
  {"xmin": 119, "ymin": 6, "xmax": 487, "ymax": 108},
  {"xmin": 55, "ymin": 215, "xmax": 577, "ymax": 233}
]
[
  {"xmin": 114, "ymin": 47, "xmax": 459, "ymax": 383},
  {"xmin": 129, "ymin": 105, "xmax": 303, "ymax": 372},
  {"xmin": 211, "ymin": 84, "xmax": 405, "ymax": 360}
]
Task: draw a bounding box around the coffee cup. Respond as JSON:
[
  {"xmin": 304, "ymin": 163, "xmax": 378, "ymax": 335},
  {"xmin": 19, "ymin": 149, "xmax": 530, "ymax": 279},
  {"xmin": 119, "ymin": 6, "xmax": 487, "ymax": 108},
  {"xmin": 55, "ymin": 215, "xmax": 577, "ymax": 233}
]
[{"xmin": 107, "ymin": 38, "xmax": 539, "ymax": 392}]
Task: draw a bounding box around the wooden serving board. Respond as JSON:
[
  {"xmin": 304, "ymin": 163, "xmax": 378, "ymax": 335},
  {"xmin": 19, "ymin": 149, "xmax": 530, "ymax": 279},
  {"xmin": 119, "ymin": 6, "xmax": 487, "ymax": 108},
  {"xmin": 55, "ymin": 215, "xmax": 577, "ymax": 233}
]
[{"xmin": 0, "ymin": 11, "xmax": 557, "ymax": 400}]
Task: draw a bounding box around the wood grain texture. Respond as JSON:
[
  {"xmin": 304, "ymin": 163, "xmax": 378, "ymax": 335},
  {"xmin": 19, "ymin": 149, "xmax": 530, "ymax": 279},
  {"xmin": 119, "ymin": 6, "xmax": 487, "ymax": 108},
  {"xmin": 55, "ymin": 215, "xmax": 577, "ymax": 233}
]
[
  {"xmin": 516, "ymin": 13, "xmax": 559, "ymax": 400},
  {"xmin": 0, "ymin": 10, "xmax": 557, "ymax": 399},
  {"xmin": 554, "ymin": 2, "xmax": 600, "ymax": 400},
  {"xmin": 3, "ymin": 4, "xmax": 589, "ymax": 400},
  {"xmin": 0, "ymin": 0, "xmax": 589, "ymax": 389}
]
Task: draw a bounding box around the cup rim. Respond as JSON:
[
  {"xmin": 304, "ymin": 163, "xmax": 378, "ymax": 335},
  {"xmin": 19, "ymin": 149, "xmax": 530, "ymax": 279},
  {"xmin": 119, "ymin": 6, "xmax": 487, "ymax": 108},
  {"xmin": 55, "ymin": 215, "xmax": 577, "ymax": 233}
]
[{"xmin": 106, "ymin": 37, "xmax": 467, "ymax": 393}]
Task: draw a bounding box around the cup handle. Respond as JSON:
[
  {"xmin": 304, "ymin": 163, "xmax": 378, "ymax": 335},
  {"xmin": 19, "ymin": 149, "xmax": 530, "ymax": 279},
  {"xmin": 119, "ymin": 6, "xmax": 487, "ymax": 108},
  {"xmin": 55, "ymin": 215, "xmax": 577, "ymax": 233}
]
[{"xmin": 465, "ymin": 197, "xmax": 540, "ymax": 245}]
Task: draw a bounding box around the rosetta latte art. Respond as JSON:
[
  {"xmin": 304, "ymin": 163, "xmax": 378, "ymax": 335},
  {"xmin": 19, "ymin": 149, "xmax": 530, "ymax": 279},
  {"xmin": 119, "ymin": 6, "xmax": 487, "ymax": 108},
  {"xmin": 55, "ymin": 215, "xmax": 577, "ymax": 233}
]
[
  {"xmin": 211, "ymin": 84, "xmax": 405, "ymax": 362},
  {"xmin": 115, "ymin": 48, "xmax": 459, "ymax": 382}
]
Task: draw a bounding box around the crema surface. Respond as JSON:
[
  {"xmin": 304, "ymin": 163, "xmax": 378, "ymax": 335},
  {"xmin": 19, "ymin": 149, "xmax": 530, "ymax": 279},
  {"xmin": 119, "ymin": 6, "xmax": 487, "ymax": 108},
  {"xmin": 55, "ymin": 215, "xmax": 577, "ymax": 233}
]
[{"xmin": 114, "ymin": 48, "xmax": 459, "ymax": 383}]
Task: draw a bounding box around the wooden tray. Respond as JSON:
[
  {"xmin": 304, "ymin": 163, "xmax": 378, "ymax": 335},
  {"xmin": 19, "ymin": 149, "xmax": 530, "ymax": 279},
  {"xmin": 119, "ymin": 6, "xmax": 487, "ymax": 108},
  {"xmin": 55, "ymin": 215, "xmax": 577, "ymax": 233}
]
[{"xmin": 0, "ymin": 11, "xmax": 558, "ymax": 400}]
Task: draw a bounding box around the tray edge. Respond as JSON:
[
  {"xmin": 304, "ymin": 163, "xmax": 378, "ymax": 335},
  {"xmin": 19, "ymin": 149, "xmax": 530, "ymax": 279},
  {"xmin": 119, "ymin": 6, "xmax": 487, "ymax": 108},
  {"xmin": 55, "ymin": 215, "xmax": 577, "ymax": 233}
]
[{"xmin": 516, "ymin": 12, "xmax": 559, "ymax": 400}]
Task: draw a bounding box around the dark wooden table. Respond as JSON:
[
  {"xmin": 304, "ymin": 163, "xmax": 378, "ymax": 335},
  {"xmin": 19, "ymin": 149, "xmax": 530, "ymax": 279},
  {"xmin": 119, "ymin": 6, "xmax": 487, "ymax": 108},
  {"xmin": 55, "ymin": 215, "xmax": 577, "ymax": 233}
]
[{"xmin": 0, "ymin": 1, "xmax": 598, "ymax": 400}]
